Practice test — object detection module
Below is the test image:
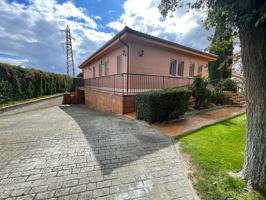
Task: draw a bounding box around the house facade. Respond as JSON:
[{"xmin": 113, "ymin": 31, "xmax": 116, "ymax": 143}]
[{"xmin": 79, "ymin": 27, "xmax": 217, "ymax": 114}]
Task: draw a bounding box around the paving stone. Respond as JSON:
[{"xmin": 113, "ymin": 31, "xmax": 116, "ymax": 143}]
[
  {"xmin": 0, "ymin": 105, "xmax": 195, "ymax": 200},
  {"xmin": 93, "ymin": 188, "xmax": 110, "ymax": 198},
  {"xmin": 87, "ymin": 183, "xmax": 96, "ymax": 191},
  {"xmin": 70, "ymin": 184, "xmax": 86, "ymax": 194},
  {"xmin": 35, "ymin": 191, "xmax": 55, "ymax": 199},
  {"xmin": 10, "ymin": 187, "xmax": 30, "ymax": 197},
  {"xmin": 78, "ymin": 191, "xmax": 93, "ymax": 199},
  {"xmin": 97, "ymin": 180, "xmax": 111, "ymax": 188},
  {"xmin": 16, "ymin": 194, "xmax": 36, "ymax": 200},
  {"xmin": 30, "ymin": 185, "xmax": 48, "ymax": 194},
  {"xmin": 62, "ymin": 180, "xmax": 79, "ymax": 188},
  {"xmin": 54, "ymin": 188, "xmax": 70, "ymax": 197},
  {"xmin": 58, "ymin": 194, "xmax": 78, "ymax": 200}
]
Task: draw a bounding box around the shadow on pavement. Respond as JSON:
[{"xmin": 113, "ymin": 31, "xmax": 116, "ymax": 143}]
[{"xmin": 59, "ymin": 104, "xmax": 173, "ymax": 175}]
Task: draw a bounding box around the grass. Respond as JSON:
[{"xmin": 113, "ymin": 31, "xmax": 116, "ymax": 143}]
[
  {"xmin": 177, "ymin": 114, "xmax": 266, "ymax": 200},
  {"xmin": 0, "ymin": 93, "xmax": 61, "ymax": 108}
]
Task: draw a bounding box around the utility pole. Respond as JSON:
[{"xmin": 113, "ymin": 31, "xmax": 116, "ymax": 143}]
[{"xmin": 65, "ymin": 25, "xmax": 75, "ymax": 77}]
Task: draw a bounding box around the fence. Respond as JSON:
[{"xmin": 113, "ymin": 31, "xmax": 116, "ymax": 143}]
[{"xmin": 82, "ymin": 73, "xmax": 194, "ymax": 95}]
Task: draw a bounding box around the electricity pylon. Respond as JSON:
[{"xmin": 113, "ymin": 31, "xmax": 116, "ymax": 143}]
[{"xmin": 64, "ymin": 25, "xmax": 75, "ymax": 77}]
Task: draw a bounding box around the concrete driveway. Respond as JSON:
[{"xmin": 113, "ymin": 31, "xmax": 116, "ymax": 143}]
[{"xmin": 0, "ymin": 105, "xmax": 194, "ymax": 200}]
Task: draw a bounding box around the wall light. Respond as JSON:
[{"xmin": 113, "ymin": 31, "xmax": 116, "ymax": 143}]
[
  {"xmin": 122, "ymin": 50, "xmax": 127, "ymax": 56},
  {"xmin": 138, "ymin": 50, "xmax": 144, "ymax": 57}
]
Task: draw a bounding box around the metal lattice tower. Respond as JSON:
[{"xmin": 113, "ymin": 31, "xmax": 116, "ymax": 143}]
[{"xmin": 65, "ymin": 25, "xmax": 75, "ymax": 77}]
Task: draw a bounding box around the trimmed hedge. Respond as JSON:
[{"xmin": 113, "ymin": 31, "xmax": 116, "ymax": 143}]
[
  {"xmin": 0, "ymin": 63, "xmax": 73, "ymax": 104},
  {"xmin": 136, "ymin": 88, "xmax": 191, "ymax": 123}
]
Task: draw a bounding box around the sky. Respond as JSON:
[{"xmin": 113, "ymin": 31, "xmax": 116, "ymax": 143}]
[{"xmin": 0, "ymin": 0, "xmax": 213, "ymax": 75}]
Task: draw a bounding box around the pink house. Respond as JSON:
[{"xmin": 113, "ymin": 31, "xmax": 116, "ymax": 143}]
[{"xmin": 79, "ymin": 26, "xmax": 217, "ymax": 114}]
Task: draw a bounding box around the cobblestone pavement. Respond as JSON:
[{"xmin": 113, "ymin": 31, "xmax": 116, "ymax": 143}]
[{"xmin": 0, "ymin": 105, "xmax": 194, "ymax": 200}]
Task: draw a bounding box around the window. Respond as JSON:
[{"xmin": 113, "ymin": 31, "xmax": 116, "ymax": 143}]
[
  {"xmin": 104, "ymin": 61, "xmax": 109, "ymax": 76},
  {"xmin": 169, "ymin": 59, "xmax": 177, "ymax": 76},
  {"xmin": 93, "ymin": 67, "xmax": 95, "ymax": 78},
  {"xmin": 99, "ymin": 64, "xmax": 102, "ymax": 77},
  {"xmin": 198, "ymin": 65, "xmax": 203, "ymax": 74},
  {"xmin": 117, "ymin": 55, "xmax": 122, "ymax": 74},
  {"xmin": 189, "ymin": 63, "xmax": 195, "ymax": 77},
  {"xmin": 177, "ymin": 61, "xmax": 184, "ymax": 76}
]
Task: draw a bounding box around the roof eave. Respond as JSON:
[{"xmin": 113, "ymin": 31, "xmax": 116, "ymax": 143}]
[{"xmin": 79, "ymin": 26, "xmax": 218, "ymax": 68}]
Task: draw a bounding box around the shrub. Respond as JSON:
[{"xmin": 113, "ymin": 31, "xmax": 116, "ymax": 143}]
[
  {"xmin": 0, "ymin": 63, "xmax": 73, "ymax": 104},
  {"xmin": 211, "ymin": 89, "xmax": 227, "ymax": 104},
  {"xmin": 222, "ymin": 78, "xmax": 237, "ymax": 92},
  {"xmin": 136, "ymin": 88, "xmax": 191, "ymax": 123},
  {"xmin": 192, "ymin": 76, "xmax": 211, "ymax": 108}
]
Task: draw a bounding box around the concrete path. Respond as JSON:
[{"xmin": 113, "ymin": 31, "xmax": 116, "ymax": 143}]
[
  {"xmin": 0, "ymin": 105, "xmax": 194, "ymax": 200},
  {"xmin": 152, "ymin": 106, "xmax": 245, "ymax": 137}
]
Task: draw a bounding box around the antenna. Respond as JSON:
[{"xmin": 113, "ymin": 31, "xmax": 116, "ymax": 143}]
[{"xmin": 64, "ymin": 25, "xmax": 75, "ymax": 77}]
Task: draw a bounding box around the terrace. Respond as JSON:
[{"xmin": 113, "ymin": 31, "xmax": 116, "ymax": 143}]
[{"xmin": 79, "ymin": 73, "xmax": 194, "ymax": 95}]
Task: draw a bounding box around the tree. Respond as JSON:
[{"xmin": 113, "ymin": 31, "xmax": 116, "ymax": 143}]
[
  {"xmin": 159, "ymin": 0, "xmax": 266, "ymax": 190},
  {"xmin": 207, "ymin": 17, "xmax": 234, "ymax": 81}
]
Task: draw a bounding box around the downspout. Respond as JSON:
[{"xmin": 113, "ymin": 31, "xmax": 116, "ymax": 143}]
[{"xmin": 118, "ymin": 37, "xmax": 129, "ymax": 95}]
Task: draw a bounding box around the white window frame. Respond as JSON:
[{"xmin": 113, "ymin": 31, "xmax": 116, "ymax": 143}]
[
  {"xmin": 189, "ymin": 63, "xmax": 195, "ymax": 78},
  {"xmin": 169, "ymin": 59, "xmax": 177, "ymax": 76},
  {"xmin": 93, "ymin": 67, "xmax": 95, "ymax": 78},
  {"xmin": 117, "ymin": 55, "xmax": 122, "ymax": 74},
  {"xmin": 104, "ymin": 61, "xmax": 109, "ymax": 76},
  {"xmin": 99, "ymin": 64, "xmax": 102, "ymax": 77},
  {"xmin": 198, "ymin": 65, "xmax": 203, "ymax": 75},
  {"xmin": 177, "ymin": 61, "xmax": 184, "ymax": 76}
]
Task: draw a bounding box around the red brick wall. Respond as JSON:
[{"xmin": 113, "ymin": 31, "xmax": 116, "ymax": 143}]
[{"xmin": 84, "ymin": 89, "xmax": 135, "ymax": 114}]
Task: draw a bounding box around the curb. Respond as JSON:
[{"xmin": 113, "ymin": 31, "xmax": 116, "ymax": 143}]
[
  {"xmin": 0, "ymin": 93, "xmax": 65, "ymax": 114},
  {"xmin": 171, "ymin": 138, "xmax": 200, "ymax": 200}
]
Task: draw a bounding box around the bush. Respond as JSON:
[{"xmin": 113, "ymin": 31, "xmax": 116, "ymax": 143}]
[
  {"xmin": 210, "ymin": 89, "xmax": 227, "ymax": 104},
  {"xmin": 192, "ymin": 76, "xmax": 211, "ymax": 108},
  {"xmin": 136, "ymin": 88, "xmax": 191, "ymax": 123},
  {"xmin": 0, "ymin": 63, "xmax": 73, "ymax": 104},
  {"xmin": 222, "ymin": 78, "xmax": 237, "ymax": 92}
]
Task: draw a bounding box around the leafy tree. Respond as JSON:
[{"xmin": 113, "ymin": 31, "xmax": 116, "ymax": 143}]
[
  {"xmin": 207, "ymin": 16, "xmax": 234, "ymax": 80},
  {"xmin": 159, "ymin": 0, "xmax": 266, "ymax": 190}
]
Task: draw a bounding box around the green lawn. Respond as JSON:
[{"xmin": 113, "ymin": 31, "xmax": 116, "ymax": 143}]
[
  {"xmin": 0, "ymin": 93, "xmax": 61, "ymax": 108},
  {"xmin": 177, "ymin": 114, "xmax": 266, "ymax": 200}
]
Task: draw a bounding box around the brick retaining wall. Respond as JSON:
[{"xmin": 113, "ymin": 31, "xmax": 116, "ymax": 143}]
[{"xmin": 84, "ymin": 88, "xmax": 135, "ymax": 114}]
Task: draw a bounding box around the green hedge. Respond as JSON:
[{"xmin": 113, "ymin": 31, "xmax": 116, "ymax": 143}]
[
  {"xmin": 136, "ymin": 88, "xmax": 192, "ymax": 123},
  {"xmin": 0, "ymin": 63, "xmax": 73, "ymax": 104}
]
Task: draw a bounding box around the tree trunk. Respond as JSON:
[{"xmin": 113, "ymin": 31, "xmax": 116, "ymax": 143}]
[{"xmin": 239, "ymin": 20, "xmax": 266, "ymax": 189}]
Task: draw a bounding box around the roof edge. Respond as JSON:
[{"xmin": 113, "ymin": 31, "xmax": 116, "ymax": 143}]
[
  {"xmin": 79, "ymin": 26, "xmax": 130, "ymax": 68},
  {"xmin": 79, "ymin": 26, "xmax": 217, "ymax": 68}
]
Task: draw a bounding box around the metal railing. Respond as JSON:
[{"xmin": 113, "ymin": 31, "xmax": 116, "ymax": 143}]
[{"xmin": 82, "ymin": 73, "xmax": 194, "ymax": 95}]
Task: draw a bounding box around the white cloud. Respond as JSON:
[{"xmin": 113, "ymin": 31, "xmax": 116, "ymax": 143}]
[
  {"xmin": 107, "ymin": 0, "xmax": 212, "ymax": 51},
  {"xmin": 0, "ymin": 0, "xmax": 216, "ymax": 75},
  {"xmin": 93, "ymin": 16, "xmax": 102, "ymax": 20},
  {"xmin": 0, "ymin": 0, "xmax": 113, "ymax": 74},
  {"xmin": 0, "ymin": 56, "xmax": 29, "ymax": 67}
]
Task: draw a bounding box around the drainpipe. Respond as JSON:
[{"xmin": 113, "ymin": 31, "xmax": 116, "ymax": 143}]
[{"xmin": 118, "ymin": 37, "xmax": 129, "ymax": 95}]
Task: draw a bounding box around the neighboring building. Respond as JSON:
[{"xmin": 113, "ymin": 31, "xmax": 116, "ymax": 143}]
[{"xmin": 78, "ymin": 26, "xmax": 217, "ymax": 114}]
